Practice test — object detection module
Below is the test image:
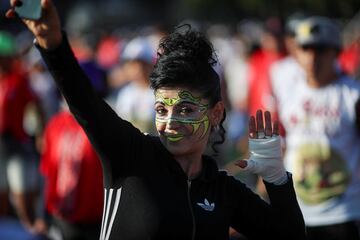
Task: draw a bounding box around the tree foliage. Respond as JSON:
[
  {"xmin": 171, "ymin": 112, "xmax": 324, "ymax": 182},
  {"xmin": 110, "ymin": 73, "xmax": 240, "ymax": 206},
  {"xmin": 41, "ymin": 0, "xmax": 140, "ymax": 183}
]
[{"xmin": 177, "ymin": 0, "xmax": 360, "ymax": 22}]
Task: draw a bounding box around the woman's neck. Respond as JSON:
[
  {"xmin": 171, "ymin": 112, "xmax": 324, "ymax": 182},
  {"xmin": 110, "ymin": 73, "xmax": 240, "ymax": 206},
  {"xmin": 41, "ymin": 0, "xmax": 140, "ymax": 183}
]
[{"xmin": 175, "ymin": 154, "xmax": 203, "ymax": 180}]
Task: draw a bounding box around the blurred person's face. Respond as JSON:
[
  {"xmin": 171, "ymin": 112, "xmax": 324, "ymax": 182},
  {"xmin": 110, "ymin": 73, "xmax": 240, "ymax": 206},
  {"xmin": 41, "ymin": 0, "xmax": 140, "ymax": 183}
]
[
  {"xmin": 260, "ymin": 32, "xmax": 284, "ymax": 53},
  {"xmin": 296, "ymin": 45, "xmax": 338, "ymax": 84},
  {"xmin": 154, "ymin": 87, "xmax": 223, "ymax": 156},
  {"xmin": 284, "ymin": 35, "xmax": 297, "ymax": 57},
  {"xmin": 123, "ymin": 60, "xmax": 152, "ymax": 87}
]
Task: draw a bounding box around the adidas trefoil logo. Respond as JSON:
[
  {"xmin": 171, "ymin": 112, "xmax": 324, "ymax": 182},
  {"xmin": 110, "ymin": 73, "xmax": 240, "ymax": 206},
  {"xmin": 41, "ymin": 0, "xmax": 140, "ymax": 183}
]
[{"xmin": 197, "ymin": 198, "xmax": 215, "ymax": 211}]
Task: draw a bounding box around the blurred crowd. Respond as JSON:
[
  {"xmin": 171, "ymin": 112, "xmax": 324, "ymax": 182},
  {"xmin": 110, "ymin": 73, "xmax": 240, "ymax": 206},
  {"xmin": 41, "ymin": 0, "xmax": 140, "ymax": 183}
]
[{"xmin": 0, "ymin": 8, "xmax": 360, "ymax": 240}]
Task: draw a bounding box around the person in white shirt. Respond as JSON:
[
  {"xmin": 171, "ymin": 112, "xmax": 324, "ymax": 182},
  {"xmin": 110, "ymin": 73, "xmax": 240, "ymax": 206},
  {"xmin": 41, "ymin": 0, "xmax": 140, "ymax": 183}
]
[{"xmin": 271, "ymin": 16, "xmax": 360, "ymax": 240}]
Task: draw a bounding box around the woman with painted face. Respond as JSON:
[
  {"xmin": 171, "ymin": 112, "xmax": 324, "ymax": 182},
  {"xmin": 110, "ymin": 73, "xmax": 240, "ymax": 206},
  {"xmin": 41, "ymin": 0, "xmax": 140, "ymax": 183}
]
[{"xmin": 6, "ymin": 1, "xmax": 306, "ymax": 239}]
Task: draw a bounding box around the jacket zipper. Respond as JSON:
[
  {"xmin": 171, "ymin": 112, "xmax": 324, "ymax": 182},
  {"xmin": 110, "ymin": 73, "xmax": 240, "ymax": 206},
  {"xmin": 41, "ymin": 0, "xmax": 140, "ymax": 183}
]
[{"xmin": 187, "ymin": 180, "xmax": 196, "ymax": 240}]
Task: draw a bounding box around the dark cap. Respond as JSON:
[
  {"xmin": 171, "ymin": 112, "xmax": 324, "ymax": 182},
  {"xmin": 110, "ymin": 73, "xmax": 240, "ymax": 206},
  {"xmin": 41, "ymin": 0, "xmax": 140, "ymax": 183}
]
[{"xmin": 295, "ymin": 16, "xmax": 342, "ymax": 49}]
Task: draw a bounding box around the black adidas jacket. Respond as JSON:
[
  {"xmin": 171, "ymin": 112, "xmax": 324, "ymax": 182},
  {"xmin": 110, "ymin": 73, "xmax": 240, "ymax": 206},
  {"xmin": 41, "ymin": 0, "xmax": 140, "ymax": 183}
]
[{"xmin": 37, "ymin": 34, "xmax": 306, "ymax": 240}]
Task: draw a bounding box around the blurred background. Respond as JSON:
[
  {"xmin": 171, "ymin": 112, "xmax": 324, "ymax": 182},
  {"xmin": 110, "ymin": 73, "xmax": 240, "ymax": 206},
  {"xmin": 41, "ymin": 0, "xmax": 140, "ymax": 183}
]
[
  {"xmin": 0, "ymin": 0, "xmax": 359, "ymax": 239},
  {"xmin": 2, "ymin": 0, "xmax": 360, "ymax": 29},
  {"xmin": 0, "ymin": 0, "xmax": 360, "ymax": 35}
]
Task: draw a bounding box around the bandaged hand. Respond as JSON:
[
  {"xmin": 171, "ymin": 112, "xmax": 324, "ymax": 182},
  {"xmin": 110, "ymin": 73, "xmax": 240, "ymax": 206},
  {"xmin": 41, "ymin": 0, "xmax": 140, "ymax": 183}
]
[{"xmin": 236, "ymin": 110, "xmax": 288, "ymax": 185}]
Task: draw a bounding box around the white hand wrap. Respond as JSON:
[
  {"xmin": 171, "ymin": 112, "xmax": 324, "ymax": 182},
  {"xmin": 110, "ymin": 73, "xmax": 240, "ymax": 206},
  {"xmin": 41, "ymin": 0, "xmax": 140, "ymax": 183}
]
[{"xmin": 244, "ymin": 136, "xmax": 288, "ymax": 184}]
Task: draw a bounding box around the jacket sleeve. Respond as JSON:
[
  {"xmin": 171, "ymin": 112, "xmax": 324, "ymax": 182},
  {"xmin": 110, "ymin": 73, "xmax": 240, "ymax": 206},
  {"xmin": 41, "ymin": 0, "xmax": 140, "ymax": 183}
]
[
  {"xmin": 230, "ymin": 173, "xmax": 306, "ymax": 240},
  {"xmin": 36, "ymin": 33, "xmax": 148, "ymax": 187}
]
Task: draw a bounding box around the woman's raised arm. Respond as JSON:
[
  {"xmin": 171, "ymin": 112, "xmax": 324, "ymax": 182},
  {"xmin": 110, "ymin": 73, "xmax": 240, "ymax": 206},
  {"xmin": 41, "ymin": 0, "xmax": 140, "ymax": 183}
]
[{"xmin": 6, "ymin": 0, "xmax": 62, "ymax": 50}]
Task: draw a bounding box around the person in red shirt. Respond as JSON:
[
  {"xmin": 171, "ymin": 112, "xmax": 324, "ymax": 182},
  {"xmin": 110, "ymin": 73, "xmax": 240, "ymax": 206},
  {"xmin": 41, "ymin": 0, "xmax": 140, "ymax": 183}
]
[
  {"xmin": 247, "ymin": 17, "xmax": 286, "ymax": 117},
  {"xmin": 39, "ymin": 100, "xmax": 104, "ymax": 240},
  {"xmin": 0, "ymin": 30, "xmax": 43, "ymax": 232}
]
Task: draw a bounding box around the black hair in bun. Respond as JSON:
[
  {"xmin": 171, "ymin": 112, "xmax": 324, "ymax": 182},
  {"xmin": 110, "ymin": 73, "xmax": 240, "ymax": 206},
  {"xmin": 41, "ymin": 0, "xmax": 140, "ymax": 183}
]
[
  {"xmin": 150, "ymin": 24, "xmax": 221, "ymax": 107},
  {"xmin": 157, "ymin": 24, "xmax": 217, "ymax": 67}
]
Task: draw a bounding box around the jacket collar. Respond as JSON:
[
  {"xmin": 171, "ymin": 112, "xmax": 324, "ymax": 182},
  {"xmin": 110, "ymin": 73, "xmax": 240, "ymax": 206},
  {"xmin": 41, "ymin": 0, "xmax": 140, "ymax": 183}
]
[{"xmin": 195, "ymin": 155, "xmax": 218, "ymax": 182}]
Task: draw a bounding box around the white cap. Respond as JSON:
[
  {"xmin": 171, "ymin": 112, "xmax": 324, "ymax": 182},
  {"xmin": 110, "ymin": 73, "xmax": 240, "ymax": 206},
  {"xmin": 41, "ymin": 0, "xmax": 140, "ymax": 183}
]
[{"xmin": 121, "ymin": 37, "xmax": 154, "ymax": 64}]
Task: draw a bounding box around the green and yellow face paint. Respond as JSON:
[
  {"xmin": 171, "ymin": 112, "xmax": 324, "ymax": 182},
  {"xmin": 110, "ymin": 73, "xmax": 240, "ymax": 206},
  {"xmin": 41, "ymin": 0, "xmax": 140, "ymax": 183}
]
[{"xmin": 155, "ymin": 90, "xmax": 210, "ymax": 142}]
